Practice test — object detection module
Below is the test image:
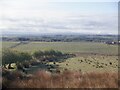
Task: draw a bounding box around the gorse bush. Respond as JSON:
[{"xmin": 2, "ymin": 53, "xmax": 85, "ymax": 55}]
[
  {"xmin": 33, "ymin": 49, "xmax": 63, "ymax": 59},
  {"xmin": 33, "ymin": 50, "xmax": 44, "ymax": 59},
  {"xmin": 2, "ymin": 49, "xmax": 32, "ymax": 68},
  {"xmin": 2, "ymin": 49, "xmax": 67, "ymax": 69},
  {"xmin": 18, "ymin": 52, "xmax": 32, "ymax": 62},
  {"xmin": 2, "ymin": 49, "xmax": 19, "ymax": 65}
]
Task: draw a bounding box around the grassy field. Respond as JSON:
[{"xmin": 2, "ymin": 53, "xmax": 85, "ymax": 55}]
[
  {"xmin": 2, "ymin": 41, "xmax": 118, "ymax": 88},
  {"xmin": 2, "ymin": 41, "xmax": 118, "ymax": 73},
  {"xmin": 51, "ymin": 55, "xmax": 118, "ymax": 73},
  {"xmin": 2, "ymin": 41, "xmax": 118, "ymax": 55}
]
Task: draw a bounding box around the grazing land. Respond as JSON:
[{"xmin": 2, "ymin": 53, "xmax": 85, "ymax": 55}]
[
  {"xmin": 2, "ymin": 41, "xmax": 118, "ymax": 73},
  {"xmin": 2, "ymin": 41, "xmax": 118, "ymax": 55},
  {"xmin": 53, "ymin": 55, "xmax": 118, "ymax": 73},
  {"xmin": 1, "ymin": 35, "xmax": 119, "ymax": 88}
]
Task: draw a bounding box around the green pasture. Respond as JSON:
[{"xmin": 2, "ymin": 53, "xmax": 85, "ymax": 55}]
[
  {"xmin": 2, "ymin": 41, "xmax": 118, "ymax": 55},
  {"xmin": 48, "ymin": 55, "xmax": 118, "ymax": 73},
  {"xmin": 2, "ymin": 41, "xmax": 118, "ymax": 73}
]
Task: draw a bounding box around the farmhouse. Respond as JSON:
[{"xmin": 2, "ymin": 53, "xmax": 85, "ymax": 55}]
[{"xmin": 105, "ymin": 41, "xmax": 120, "ymax": 45}]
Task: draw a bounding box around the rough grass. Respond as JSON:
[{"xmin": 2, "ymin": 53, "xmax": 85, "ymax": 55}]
[{"xmin": 8, "ymin": 70, "xmax": 118, "ymax": 88}]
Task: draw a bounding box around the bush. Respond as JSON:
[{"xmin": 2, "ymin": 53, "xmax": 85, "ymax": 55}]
[
  {"xmin": 17, "ymin": 63, "xmax": 23, "ymax": 70},
  {"xmin": 2, "ymin": 49, "xmax": 32, "ymax": 68},
  {"xmin": 33, "ymin": 50, "xmax": 44, "ymax": 59},
  {"xmin": 30, "ymin": 60, "xmax": 41, "ymax": 66},
  {"xmin": 33, "ymin": 50, "xmax": 64, "ymax": 59},
  {"xmin": 2, "ymin": 49, "xmax": 19, "ymax": 65},
  {"xmin": 22, "ymin": 62, "xmax": 30, "ymax": 68},
  {"xmin": 19, "ymin": 52, "xmax": 32, "ymax": 62}
]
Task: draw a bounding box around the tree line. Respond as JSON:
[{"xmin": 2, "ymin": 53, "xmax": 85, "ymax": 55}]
[{"xmin": 2, "ymin": 34, "xmax": 118, "ymax": 42}]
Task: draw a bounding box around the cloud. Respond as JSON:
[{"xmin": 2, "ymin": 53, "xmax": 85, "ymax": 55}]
[
  {"xmin": 0, "ymin": 1, "xmax": 117, "ymax": 35},
  {"xmin": 0, "ymin": 14, "xmax": 117, "ymax": 35}
]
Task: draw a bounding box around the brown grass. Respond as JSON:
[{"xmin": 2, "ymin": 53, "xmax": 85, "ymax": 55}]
[{"xmin": 8, "ymin": 70, "xmax": 118, "ymax": 88}]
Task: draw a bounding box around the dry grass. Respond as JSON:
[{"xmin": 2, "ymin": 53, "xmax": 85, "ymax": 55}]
[{"xmin": 9, "ymin": 70, "xmax": 118, "ymax": 88}]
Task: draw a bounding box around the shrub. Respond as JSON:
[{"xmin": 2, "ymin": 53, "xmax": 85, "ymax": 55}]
[
  {"xmin": 2, "ymin": 49, "xmax": 19, "ymax": 66},
  {"xmin": 33, "ymin": 50, "xmax": 44, "ymax": 59},
  {"xmin": 2, "ymin": 49, "xmax": 32, "ymax": 68},
  {"xmin": 30, "ymin": 60, "xmax": 40, "ymax": 66},
  {"xmin": 22, "ymin": 62, "xmax": 30, "ymax": 68},
  {"xmin": 17, "ymin": 63, "xmax": 23, "ymax": 70}
]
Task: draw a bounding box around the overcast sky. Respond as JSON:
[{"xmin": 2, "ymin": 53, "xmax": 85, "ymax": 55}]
[{"xmin": 0, "ymin": 0, "xmax": 118, "ymax": 35}]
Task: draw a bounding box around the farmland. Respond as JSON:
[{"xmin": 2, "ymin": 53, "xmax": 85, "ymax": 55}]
[
  {"xmin": 2, "ymin": 41, "xmax": 118, "ymax": 55},
  {"xmin": 2, "ymin": 36, "xmax": 119, "ymax": 88},
  {"xmin": 2, "ymin": 41, "xmax": 118, "ymax": 73},
  {"xmin": 53, "ymin": 55, "xmax": 118, "ymax": 73}
]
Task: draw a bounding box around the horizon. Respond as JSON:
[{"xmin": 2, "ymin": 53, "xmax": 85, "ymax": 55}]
[{"xmin": 2, "ymin": 32, "xmax": 119, "ymax": 37}]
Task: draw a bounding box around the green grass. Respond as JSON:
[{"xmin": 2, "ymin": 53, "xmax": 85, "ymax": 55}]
[
  {"xmin": 49, "ymin": 55, "xmax": 118, "ymax": 73},
  {"xmin": 2, "ymin": 41, "xmax": 118, "ymax": 55},
  {"xmin": 2, "ymin": 41, "xmax": 118, "ymax": 73},
  {"xmin": 2, "ymin": 41, "xmax": 19, "ymax": 49}
]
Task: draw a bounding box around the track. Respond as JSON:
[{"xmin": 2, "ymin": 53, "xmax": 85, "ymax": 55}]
[{"xmin": 9, "ymin": 41, "xmax": 29, "ymax": 49}]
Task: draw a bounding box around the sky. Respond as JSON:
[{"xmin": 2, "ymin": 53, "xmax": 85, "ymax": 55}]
[{"xmin": 0, "ymin": 0, "xmax": 118, "ymax": 35}]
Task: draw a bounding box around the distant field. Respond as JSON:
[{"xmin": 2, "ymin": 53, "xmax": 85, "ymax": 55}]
[
  {"xmin": 2, "ymin": 41, "xmax": 19, "ymax": 49},
  {"xmin": 2, "ymin": 41, "xmax": 118, "ymax": 55}
]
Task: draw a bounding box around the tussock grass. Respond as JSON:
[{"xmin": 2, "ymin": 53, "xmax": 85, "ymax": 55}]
[{"xmin": 9, "ymin": 70, "xmax": 118, "ymax": 88}]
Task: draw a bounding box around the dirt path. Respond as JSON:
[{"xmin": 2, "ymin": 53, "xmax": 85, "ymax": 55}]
[{"xmin": 10, "ymin": 41, "xmax": 30, "ymax": 49}]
